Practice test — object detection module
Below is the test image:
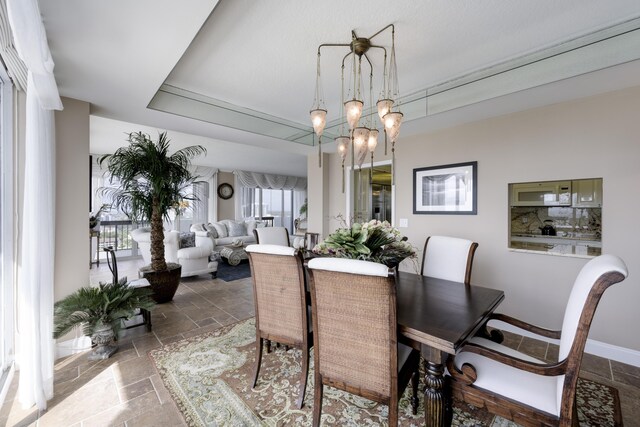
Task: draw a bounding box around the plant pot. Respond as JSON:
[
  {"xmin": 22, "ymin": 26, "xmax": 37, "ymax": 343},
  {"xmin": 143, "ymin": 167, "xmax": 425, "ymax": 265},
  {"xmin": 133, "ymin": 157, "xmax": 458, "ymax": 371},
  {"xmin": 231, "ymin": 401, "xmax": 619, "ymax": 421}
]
[
  {"xmin": 88, "ymin": 324, "xmax": 118, "ymax": 360},
  {"xmin": 141, "ymin": 263, "xmax": 182, "ymax": 304}
]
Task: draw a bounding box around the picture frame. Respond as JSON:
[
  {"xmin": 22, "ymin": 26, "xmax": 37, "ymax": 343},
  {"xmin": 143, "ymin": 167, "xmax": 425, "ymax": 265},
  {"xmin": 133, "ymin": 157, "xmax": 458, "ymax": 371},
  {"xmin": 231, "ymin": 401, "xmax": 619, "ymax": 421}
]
[{"xmin": 413, "ymin": 161, "xmax": 477, "ymax": 215}]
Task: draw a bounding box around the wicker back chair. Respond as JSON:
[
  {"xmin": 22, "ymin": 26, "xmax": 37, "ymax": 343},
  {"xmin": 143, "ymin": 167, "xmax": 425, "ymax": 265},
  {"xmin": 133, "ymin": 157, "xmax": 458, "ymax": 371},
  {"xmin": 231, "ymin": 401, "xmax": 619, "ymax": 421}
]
[
  {"xmin": 245, "ymin": 244, "xmax": 310, "ymax": 408},
  {"xmin": 447, "ymin": 254, "xmax": 628, "ymax": 427},
  {"xmin": 253, "ymin": 226, "xmax": 290, "ymax": 247},
  {"xmin": 307, "ymin": 258, "xmax": 420, "ymax": 427},
  {"xmin": 421, "ymin": 235, "xmax": 478, "ymax": 285}
]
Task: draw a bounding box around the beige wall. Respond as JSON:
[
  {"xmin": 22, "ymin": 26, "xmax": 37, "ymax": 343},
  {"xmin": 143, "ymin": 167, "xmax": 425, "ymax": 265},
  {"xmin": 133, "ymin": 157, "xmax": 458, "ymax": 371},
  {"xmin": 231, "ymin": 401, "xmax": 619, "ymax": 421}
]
[
  {"xmin": 54, "ymin": 97, "xmax": 90, "ymax": 301},
  {"xmin": 217, "ymin": 171, "xmax": 236, "ymax": 220},
  {"xmin": 320, "ymin": 87, "xmax": 640, "ymax": 351},
  {"xmin": 307, "ymin": 153, "xmax": 330, "ymax": 236}
]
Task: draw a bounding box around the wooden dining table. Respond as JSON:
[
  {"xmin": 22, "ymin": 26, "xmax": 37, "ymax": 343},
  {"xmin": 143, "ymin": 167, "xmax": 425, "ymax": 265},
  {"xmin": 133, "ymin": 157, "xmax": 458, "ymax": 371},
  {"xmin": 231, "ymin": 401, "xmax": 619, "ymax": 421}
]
[{"xmin": 395, "ymin": 270, "xmax": 505, "ymax": 427}]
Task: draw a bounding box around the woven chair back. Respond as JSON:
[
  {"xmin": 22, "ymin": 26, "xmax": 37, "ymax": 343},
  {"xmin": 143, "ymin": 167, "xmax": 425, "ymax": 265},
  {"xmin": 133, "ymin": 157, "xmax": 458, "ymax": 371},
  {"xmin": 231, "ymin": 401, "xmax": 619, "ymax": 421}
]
[
  {"xmin": 248, "ymin": 251, "xmax": 306, "ymax": 345},
  {"xmin": 310, "ymin": 269, "xmax": 396, "ymax": 397}
]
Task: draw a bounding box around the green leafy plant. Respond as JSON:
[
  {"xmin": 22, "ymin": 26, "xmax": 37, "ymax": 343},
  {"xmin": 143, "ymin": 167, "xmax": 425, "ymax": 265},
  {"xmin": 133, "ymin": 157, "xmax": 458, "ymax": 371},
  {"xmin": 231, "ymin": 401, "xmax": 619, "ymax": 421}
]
[
  {"xmin": 99, "ymin": 131, "xmax": 206, "ymax": 271},
  {"xmin": 312, "ymin": 219, "xmax": 416, "ymax": 267},
  {"xmin": 89, "ymin": 204, "xmax": 109, "ymax": 229},
  {"xmin": 53, "ymin": 279, "xmax": 156, "ymax": 339}
]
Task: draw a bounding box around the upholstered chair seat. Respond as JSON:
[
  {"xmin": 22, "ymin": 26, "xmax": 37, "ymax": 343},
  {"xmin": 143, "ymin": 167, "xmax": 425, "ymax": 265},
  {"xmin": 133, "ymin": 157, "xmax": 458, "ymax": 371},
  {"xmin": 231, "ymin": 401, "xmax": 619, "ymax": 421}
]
[
  {"xmin": 253, "ymin": 226, "xmax": 291, "ymax": 247},
  {"xmin": 421, "ymin": 235, "xmax": 478, "ymax": 284}
]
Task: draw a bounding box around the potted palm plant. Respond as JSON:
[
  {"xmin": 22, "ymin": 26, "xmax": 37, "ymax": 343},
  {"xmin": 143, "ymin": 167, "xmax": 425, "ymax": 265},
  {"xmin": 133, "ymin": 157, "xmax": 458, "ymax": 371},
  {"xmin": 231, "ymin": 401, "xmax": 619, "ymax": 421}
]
[
  {"xmin": 99, "ymin": 131, "xmax": 206, "ymax": 302},
  {"xmin": 53, "ymin": 279, "xmax": 155, "ymax": 360}
]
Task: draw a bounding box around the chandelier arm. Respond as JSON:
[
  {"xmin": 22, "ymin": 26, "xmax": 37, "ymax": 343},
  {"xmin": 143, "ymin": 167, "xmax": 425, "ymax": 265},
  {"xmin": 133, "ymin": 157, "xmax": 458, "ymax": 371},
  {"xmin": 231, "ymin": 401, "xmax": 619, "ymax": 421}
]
[{"xmin": 367, "ymin": 23, "xmax": 394, "ymax": 42}]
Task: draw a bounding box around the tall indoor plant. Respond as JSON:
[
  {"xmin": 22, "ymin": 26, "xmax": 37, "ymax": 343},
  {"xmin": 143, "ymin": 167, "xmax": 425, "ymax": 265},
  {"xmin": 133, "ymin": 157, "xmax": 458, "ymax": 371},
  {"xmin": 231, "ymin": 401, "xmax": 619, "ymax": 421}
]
[{"xmin": 99, "ymin": 131, "xmax": 205, "ymax": 301}]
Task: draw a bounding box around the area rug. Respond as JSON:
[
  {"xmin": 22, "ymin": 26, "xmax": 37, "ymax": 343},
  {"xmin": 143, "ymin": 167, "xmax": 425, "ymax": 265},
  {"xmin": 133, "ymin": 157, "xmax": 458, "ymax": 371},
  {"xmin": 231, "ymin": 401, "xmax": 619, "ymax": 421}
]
[
  {"xmin": 149, "ymin": 319, "xmax": 622, "ymax": 426},
  {"xmin": 216, "ymin": 260, "xmax": 252, "ymax": 282}
]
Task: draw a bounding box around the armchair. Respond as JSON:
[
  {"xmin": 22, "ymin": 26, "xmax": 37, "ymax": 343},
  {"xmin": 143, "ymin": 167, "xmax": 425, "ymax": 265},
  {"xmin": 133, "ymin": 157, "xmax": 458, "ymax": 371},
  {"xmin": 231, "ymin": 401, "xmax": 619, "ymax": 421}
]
[
  {"xmin": 130, "ymin": 228, "xmax": 217, "ymax": 278},
  {"xmin": 447, "ymin": 254, "xmax": 628, "ymax": 427}
]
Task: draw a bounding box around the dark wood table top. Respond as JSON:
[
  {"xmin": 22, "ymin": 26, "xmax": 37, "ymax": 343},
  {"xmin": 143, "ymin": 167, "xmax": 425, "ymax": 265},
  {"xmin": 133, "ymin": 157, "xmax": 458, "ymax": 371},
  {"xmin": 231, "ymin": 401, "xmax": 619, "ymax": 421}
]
[{"xmin": 396, "ymin": 271, "xmax": 504, "ymax": 355}]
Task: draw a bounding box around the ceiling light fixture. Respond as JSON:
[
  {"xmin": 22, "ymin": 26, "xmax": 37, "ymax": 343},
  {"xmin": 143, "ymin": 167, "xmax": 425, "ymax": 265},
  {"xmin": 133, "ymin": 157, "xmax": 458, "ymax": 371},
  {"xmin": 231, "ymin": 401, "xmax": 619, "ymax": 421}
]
[{"xmin": 310, "ymin": 24, "xmax": 403, "ymax": 192}]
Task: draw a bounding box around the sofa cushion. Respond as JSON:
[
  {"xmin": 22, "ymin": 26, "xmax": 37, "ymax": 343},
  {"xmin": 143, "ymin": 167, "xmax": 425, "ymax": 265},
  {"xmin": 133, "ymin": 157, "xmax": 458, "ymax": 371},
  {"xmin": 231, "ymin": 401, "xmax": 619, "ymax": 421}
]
[
  {"xmin": 227, "ymin": 220, "xmax": 247, "ymax": 237},
  {"xmin": 211, "ymin": 222, "xmax": 228, "ymax": 238},
  {"xmin": 179, "ymin": 232, "xmax": 196, "ymax": 248},
  {"xmin": 191, "ymin": 223, "xmax": 207, "ymax": 232},
  {"xmin": 205, "ymin": 223, "xmax": 219, "ymax": 238},
  {"xmin": 215, "ymin": 235, "xmax": 256, "ymax": 246}
]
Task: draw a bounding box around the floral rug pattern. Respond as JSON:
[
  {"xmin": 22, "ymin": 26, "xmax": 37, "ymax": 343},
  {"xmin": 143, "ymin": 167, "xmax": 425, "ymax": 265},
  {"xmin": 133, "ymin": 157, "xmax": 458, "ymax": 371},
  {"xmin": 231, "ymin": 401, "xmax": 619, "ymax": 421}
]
[{"xmin": 149, "ymin": 319, "xmax": 621, "ymax": 426}]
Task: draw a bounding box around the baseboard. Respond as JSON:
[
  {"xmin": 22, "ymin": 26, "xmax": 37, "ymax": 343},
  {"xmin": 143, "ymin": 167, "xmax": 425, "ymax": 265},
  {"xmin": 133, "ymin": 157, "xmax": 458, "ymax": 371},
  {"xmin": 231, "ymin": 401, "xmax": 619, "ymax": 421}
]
[
  {"xmin": 491, "ymin": 321, "xmax": 640, "ymax": 367},
  {"xmin": 55, "ymin": 336, "xmax": 92, "ymax": 360}
]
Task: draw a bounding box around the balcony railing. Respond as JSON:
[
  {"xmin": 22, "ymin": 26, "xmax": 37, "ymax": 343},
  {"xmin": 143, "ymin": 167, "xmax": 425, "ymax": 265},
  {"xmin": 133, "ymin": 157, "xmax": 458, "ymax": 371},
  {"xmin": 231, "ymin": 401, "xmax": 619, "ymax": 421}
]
[{"xmin": 97, "ymin": 220, "xmax": 148, "ymax": 259}]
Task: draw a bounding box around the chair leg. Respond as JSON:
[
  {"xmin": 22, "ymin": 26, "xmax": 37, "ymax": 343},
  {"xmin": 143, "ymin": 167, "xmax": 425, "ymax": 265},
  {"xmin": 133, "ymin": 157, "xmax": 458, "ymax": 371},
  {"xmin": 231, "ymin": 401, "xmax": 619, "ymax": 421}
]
[
  {"xmin": 296, "ymin": 345, "xmax": 309, "ymax": 409},
  {"xmin": 389, "ymin": 398, "xmax": 398, "ymax": 427},
  {"xmin": 252, "ymin": 337, "xmax": 263, "ymax": 388},
  {"xmin": 411, "ymin": 369, "xmax": 419, "ymax": 415},
  {"xmin": 266, "ymin": 339, "xmax": 271, "ymax": 353},
  {"xmin": 143, "ymin": 309, "xmax": 152, "ymax": 332},
  {"xmin": 312, "ymin": 379, "xmax": 323, "ymax": 427}
]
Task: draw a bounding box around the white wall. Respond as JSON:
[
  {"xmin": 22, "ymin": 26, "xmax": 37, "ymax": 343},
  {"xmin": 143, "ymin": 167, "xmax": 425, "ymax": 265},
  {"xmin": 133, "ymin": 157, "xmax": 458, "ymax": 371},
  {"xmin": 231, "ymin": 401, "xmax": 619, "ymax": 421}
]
[
  {"xmin": 321, "ymin": 86, "xmax": 640, "ymax": 352},
  {"xmin": 54, "ymin": 98, "xmax": 90, "ymax": 301}
]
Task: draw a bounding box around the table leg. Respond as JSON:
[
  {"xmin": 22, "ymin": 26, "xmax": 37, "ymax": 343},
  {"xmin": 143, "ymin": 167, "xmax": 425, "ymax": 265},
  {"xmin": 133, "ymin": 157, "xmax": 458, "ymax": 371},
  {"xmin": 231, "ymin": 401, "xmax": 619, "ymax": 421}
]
[{"xmin": 422, "ymin": 347, "xmax": 453, "ymax": 427}]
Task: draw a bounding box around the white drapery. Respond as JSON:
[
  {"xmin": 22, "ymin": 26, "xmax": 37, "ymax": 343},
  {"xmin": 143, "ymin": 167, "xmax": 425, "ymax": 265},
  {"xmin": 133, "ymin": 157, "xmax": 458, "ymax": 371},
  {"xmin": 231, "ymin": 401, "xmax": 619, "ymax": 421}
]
[
  {"xmin": 191, "ymin": 166, "xmax": 218, "ymax": 223},
  {"xmin": 234, "ymin": 170, "xmax": 307, "ymax": 191},
  {"xmin": 7, "ymin": 0, "xmax": 62, "ymax": 411}
]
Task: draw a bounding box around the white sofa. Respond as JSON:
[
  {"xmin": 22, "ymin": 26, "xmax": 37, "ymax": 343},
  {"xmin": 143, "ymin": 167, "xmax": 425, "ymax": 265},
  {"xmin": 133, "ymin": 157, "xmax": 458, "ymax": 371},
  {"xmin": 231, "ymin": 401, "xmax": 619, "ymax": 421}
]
[
  {"xmin": 130, "ymin": 228, "xmax": 218, "ymax": 278},
  {"xmin": 190, "ymin": 219, "xmax": 264, "ymax": 253}
]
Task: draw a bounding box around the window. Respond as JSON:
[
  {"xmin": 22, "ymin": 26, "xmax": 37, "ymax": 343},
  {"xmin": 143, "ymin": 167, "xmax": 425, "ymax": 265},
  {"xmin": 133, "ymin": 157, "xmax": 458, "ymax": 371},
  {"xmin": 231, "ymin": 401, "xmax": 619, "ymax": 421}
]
[
  {"xmin": 238, "ymin": 187, "xmax": 305, "ymax": 234},
  {"xmin": 0, "ymin": 66, "xmax": 15, "ymax": 394}
]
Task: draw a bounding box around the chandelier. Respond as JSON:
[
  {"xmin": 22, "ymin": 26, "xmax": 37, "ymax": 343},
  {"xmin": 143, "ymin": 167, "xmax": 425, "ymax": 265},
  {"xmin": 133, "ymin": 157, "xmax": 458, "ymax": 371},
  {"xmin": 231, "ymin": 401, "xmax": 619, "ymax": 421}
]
[{"xmin": 310, "ymin": 24, "xmax": 403, "ymax": 192}]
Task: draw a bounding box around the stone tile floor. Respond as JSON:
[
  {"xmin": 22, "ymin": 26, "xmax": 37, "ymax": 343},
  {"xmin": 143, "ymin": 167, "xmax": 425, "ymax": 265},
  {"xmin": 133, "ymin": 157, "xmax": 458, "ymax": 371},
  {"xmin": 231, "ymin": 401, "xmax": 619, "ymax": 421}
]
[{"xmin": 1, "ymin": 258, "xmax": 639, "ymax": 426}]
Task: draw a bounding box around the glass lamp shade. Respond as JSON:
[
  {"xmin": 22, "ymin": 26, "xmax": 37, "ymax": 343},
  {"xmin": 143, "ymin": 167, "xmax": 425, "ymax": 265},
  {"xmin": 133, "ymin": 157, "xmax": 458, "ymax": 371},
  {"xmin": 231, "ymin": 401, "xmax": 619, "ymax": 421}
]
[
  {"xmin": 353, "ymin": 127, "xmax": 370, "ymax": 168},
  {"xmin": 367, "ymin": 129, "xmax": 379, "ymax": 153},
  {"xmin": 377, "ymin": 99, "xmax": 393, "ymax": 124},
  {"xmin": 310, "ymin": 109, "xmax": 327, "ymax": 136},
  {"xmin": 335, "ymin": 136, "xmax": 350, "ymax": 161},
  {"xmin": 344, "ymin": 99, "xmax": 364, "ymax": 129},
  {"xmin": 383, "ymin": 111, "xmax": 404, "ymax": 142}
]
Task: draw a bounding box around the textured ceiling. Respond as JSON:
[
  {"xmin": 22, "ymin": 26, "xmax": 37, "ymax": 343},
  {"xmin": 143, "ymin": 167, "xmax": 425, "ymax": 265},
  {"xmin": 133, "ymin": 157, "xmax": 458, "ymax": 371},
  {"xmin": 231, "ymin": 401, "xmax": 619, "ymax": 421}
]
[{"xmin": 39, "ymin": 0, "xmax": 640, "ymax": 176}]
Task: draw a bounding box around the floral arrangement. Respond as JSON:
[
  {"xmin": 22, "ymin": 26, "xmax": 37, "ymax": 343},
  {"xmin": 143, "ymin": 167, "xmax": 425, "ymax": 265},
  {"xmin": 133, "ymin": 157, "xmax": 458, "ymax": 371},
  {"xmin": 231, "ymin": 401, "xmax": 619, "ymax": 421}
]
[{"xmin": 312, "ymin": 219, "xmax": 416, "ymax": 267}]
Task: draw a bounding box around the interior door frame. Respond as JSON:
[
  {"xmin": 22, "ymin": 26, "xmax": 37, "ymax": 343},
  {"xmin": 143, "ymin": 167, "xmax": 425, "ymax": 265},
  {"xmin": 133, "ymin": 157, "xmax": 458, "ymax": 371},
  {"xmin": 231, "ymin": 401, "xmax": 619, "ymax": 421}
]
[{"xmin": 345, "ymin": 159, "xmax": 395, "ymax": 227}]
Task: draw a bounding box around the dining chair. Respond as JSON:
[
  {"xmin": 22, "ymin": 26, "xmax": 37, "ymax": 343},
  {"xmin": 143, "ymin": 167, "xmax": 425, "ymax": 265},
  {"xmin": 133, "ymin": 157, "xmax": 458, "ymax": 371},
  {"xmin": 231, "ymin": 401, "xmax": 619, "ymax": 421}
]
[
  {"xmin": 253, "ymin": 226, "xmax": 291, "ymax": 247},
  {"xmin": 421, "ymin": 235, "xmax": 479, "ymax": 285},
  {"xmin": 307, "ymin": 257, "xmax": 420, "ymax": 427},
  {"xmin": 245, "ymin": 244, "xmax": 310, "ymax": 409},
  {"xmin": 447, "ymin": 254, "xmax": 628, "ymax": 427},
  {"xmin": 103, "ymin": 246, "xmax": 152, "ymax": 332}
]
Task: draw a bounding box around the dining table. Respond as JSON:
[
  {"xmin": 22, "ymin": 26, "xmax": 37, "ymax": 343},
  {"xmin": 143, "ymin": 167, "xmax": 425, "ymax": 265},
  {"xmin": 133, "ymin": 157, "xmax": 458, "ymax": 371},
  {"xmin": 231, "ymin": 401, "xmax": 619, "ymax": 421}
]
[{"xmin": 395, "ymin": 270, "xmax": 505, "ymax": 427}]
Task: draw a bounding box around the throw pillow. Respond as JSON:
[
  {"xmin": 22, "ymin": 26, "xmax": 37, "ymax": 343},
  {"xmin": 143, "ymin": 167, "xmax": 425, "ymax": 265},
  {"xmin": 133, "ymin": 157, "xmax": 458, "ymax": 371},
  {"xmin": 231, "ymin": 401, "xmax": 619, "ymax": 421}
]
[
  {"xmin": 191, "ymin": 223, "xmax": 206, "ymax": 232},
  {"xmin": 205, "ymin": 223, "xmax": 218, "ymax": 239},
  {"xmin": 211, "ymin": 221, "xmax": 228, "ymax": 238},
  {"xmin": 227, "ymin": 220, "xmax": 247, "ymax": 237},
  {"xmin": 179, "ymin": 232, "xmax": 196, "ymax": 249},
  {"xmin": 245, "ymin": 220, "xmax": 257, "ymax": 236}
]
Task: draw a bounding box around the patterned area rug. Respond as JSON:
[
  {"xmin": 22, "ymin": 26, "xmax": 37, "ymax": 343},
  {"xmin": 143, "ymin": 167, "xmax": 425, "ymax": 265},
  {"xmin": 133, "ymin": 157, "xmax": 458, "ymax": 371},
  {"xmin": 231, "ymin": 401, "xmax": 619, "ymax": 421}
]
[
  {"xmin": 216, "ymin": 260, "xmax": 252, "ymax": 282},
  {"xmin": 149, "ymin": 319, "xmax": 622, "ymax": 426}
]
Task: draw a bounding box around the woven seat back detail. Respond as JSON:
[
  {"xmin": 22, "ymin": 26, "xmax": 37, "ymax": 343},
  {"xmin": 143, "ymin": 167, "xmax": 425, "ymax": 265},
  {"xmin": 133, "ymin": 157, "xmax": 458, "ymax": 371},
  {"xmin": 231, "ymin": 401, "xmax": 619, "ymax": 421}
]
[
  {"xmin": 312, "ymin": 270, "xmax": 393, "ymax": 397},
  {"xmin": 250, "ymin": 252, "xmax": 305, "ymax": 343}
]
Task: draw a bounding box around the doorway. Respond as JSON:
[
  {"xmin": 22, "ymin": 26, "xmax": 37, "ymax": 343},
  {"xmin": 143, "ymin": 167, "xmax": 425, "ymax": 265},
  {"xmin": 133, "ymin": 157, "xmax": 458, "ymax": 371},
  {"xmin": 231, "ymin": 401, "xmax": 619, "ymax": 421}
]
[{"xmin": 348, "ymin": 161, "xmax": 393, "ymax": 224}]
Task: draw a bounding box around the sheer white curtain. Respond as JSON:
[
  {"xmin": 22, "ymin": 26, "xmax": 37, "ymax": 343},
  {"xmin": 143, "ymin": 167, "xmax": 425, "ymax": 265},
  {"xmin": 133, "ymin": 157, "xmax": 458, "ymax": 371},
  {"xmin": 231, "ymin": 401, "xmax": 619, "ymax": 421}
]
[
  {"xmin": 191, "ymin": 166, "xmax": 218, "ymax": 223},
  {"xmin": 7, "ymin": 0, "xmax": 62, "ymax": 411}
]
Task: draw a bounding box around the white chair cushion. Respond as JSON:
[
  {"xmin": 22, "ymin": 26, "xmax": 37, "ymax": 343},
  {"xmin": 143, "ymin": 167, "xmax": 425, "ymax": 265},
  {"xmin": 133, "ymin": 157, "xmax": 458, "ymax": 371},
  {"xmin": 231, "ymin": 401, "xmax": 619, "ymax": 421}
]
[
  {"xmin": 423, "ymin": 236, "xmax": 474, "ymax": 283},
  {"xmin": 255, "ymin": 227, "xmax": 289, "ymax": 246},
  {"xmin": 246, "ymin": 244, "xmax": 296, "ymax": 256},
  {"xmin": 308, "ymin": 258, "xmax": 390, "ymax": 277},
  {"xmin": 454, "ymin": 337, "xmax": 561, "ymax": 417}
]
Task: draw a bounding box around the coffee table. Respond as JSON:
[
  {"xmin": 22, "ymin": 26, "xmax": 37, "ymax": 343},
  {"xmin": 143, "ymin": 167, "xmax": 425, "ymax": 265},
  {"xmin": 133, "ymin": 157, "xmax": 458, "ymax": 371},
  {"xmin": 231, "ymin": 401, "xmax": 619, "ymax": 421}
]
[{"xmin": 219, "ymin": 244, "xmax": 248, "ymax": 266}]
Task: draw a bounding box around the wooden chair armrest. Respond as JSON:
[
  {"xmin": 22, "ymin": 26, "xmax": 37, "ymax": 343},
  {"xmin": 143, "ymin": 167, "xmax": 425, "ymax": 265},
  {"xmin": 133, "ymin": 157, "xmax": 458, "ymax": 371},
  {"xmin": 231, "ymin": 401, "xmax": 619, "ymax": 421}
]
[
  {"xmin": 447, "ymin": 342, "xmax": 567, "ymax": 385},
  {"xmin": 489, "ymin": 313, "xmax": 561, "ymax": 340}
]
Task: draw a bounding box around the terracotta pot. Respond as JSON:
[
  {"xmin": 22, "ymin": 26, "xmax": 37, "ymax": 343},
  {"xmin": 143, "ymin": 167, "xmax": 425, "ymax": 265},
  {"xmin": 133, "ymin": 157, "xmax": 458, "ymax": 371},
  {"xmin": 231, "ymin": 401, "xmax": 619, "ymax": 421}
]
[{"xmin": 141, "ymin": 263, "xmax": 182, "ymax": 304}]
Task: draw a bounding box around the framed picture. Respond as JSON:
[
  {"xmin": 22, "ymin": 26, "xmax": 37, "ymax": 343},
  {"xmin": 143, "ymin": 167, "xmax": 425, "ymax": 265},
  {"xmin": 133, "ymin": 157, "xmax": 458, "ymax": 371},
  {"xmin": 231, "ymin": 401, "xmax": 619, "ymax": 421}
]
[{"xmin": 413, "ymin": 161, "xmax": 477, "ymax": 215}]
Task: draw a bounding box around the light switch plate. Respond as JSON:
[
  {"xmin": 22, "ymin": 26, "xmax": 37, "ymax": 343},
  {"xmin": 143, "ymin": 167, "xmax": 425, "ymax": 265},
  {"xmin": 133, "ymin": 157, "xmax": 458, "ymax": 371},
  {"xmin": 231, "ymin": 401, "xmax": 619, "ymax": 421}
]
[{"xmin": 399, "ymin": 218, "xmax": 408, "ymax": 227}]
